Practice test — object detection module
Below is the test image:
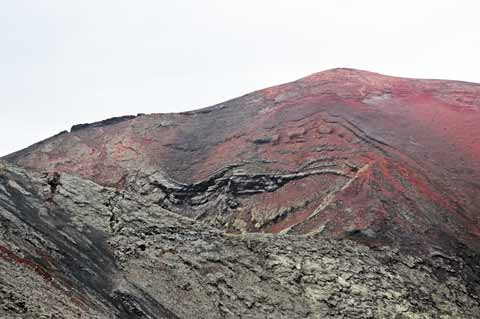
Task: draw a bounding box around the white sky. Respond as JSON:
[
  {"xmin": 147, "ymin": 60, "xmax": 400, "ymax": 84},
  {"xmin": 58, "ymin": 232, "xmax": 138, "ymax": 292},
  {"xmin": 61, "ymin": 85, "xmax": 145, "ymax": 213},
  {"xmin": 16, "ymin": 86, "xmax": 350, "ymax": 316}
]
[{"xmin": 1, "ymin": 0, "xmax": 480, "ymax": 156}]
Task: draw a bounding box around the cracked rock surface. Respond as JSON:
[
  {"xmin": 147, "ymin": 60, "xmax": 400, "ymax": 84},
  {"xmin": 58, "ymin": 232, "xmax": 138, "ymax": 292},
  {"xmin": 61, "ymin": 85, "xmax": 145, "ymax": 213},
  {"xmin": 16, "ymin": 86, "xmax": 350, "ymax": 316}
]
[{"xmin": 1, "ymin": 161, "xmax": 479, "ymax": 318}]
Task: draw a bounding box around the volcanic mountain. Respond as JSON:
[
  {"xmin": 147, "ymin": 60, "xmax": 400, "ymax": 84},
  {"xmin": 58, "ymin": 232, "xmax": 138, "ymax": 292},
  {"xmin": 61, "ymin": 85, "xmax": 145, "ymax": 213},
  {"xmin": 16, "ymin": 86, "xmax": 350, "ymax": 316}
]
[
  {"xmin": 2, "ymin": 68, "xmax": 480, "ymax": 318},
  {"xmin": 6, "ymin": 68, "xmax": 480, "ymax": 251}
]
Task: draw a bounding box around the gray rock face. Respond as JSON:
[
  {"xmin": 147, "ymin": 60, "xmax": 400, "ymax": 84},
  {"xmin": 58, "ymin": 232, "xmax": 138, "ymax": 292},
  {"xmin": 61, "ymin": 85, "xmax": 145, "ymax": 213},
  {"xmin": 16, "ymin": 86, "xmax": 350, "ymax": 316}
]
[{"xmin": 1, "ymin": 160, "xmax": 479, "ymax": 318}]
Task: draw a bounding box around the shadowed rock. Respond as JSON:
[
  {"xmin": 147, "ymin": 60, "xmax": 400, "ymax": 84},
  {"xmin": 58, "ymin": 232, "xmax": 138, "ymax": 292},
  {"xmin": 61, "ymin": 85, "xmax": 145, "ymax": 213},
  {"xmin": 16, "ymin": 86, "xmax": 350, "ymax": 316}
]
[{"xmin": 1, "ymin": 161, "xmax": 479, "ymax": 318}]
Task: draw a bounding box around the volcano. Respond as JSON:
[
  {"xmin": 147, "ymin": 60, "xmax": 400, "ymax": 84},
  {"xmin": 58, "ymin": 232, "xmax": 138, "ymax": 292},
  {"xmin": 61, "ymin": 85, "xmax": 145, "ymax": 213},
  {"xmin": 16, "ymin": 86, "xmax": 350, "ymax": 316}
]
[
  {"xmin": 6, "ymin": 68, "xmax": 480, "ymax": 252},
  {"xmin": 2, "ymin": 68, "xmax": 480, "ymax": 318}
]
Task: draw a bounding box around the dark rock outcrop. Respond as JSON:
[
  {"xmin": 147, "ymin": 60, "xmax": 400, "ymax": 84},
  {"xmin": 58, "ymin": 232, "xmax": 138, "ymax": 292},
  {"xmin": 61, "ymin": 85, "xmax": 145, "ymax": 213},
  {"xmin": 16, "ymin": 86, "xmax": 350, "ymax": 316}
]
[{"xmin": 70, "ymin": 115, "xmax": 138, "ymax": 132}]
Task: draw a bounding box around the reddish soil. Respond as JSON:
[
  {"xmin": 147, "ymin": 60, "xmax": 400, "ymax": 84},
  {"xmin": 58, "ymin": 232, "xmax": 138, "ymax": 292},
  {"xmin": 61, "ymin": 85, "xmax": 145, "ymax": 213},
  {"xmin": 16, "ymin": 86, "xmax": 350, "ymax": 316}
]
[{"xmin": 5, "ymin": 68, "xmax": 480, "ymax": 256}]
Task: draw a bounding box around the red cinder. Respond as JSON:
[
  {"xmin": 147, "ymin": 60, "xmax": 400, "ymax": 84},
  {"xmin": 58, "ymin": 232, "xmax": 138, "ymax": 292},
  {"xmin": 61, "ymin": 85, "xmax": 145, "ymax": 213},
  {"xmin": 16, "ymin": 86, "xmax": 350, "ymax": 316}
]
[{"xmin": 4, "ymin": 68, "xmax": 480, "ymax": 258}]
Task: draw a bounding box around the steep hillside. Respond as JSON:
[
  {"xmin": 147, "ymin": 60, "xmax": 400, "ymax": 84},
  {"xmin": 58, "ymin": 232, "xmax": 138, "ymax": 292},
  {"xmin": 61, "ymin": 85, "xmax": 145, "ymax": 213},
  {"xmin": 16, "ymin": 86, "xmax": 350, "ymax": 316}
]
[
  {"xmin": 5, "ymin": 69, "xmax": 480, "ymax": 260},
  {"xmin": 1, "ymin": 161, "xmax": 479, "ymax": 318}
]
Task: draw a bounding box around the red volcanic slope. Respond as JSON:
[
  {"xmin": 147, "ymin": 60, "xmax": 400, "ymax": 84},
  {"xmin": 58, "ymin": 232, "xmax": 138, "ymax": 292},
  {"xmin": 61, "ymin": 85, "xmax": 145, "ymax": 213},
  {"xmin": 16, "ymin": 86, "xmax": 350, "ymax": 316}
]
[{"xmin": 5, "ymin": 68, "xmax": 480, "ymax": 258}]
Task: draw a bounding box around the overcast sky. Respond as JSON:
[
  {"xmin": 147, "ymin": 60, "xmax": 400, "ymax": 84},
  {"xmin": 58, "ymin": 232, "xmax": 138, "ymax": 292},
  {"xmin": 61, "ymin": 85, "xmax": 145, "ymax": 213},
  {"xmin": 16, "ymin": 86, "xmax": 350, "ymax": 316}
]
[{"xmin": 1, "ymin": 1, "xmax": 479, "ymax": 156}]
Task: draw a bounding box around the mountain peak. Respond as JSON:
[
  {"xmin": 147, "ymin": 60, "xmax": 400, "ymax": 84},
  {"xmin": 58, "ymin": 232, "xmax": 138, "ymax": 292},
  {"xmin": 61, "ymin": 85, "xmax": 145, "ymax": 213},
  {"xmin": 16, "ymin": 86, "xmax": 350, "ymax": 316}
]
[
  {"xmin": 2, "ymin": 70, "xmax": 480, "ymax": 316},
  {"xmin": 4, "ymin": 70, "xmax": 480, "ymax": 258}
]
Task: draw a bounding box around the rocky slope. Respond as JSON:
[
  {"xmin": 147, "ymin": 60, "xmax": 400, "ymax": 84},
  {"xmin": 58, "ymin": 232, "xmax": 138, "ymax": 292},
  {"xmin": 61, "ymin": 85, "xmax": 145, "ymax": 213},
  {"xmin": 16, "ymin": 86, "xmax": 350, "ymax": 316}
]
[
  {"xmin": 1, "ymin": 161, "xmax": 479, "ymax": 318},
  {"xmin": 2, "ymin": 68, "xmax": 480, "ymax": 317},
  {"xmin": 5, "ymin": 69, "xmax": 480, "ymax": 254}
]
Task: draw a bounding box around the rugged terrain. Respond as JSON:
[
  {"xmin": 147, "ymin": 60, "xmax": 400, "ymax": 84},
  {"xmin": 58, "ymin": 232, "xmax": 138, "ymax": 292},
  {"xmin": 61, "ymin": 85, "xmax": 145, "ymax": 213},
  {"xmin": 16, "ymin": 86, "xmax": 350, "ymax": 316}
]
[
  {"xmin": 2, "ymin": 68, "xmax": 480, "ymax": 318},
  {"xmin": 1, "ymin": 161, "xmax": 479, "ymax": 318}
]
